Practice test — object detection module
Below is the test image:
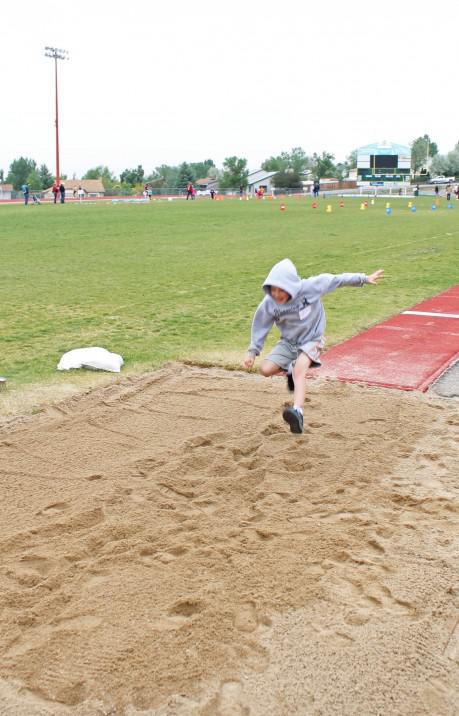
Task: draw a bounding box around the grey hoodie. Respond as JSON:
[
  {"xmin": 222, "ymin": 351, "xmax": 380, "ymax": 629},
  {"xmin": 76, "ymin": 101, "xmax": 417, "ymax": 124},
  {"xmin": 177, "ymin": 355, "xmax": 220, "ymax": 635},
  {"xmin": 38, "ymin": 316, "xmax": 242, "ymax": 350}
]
[{"xmin": 248, "ymin": 258, "xmax": 368, "ymax": 355}]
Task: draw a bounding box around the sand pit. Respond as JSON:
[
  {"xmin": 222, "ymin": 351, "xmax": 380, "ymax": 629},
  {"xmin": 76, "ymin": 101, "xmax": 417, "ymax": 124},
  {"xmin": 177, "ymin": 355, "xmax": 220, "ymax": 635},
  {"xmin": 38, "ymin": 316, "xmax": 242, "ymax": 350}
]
[{"xmin": 0, "ymin": 364, "xmax": 458, "ymax": 715}]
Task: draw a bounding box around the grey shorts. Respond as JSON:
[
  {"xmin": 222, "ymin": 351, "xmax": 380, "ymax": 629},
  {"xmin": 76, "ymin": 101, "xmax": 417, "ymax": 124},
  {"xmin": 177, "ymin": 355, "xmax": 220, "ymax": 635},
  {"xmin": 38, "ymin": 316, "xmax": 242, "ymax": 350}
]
[{"xmin": 266, "ymin": 337, "xmax": 325, "ymax": 370}]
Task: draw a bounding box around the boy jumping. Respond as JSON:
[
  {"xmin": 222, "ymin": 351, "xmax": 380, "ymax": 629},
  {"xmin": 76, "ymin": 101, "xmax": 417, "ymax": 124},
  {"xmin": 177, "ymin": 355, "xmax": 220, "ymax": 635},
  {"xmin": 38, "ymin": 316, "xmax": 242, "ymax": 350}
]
[{"xmin": 243, "ymin": 259, "xmax": 384, "ymax": 434}]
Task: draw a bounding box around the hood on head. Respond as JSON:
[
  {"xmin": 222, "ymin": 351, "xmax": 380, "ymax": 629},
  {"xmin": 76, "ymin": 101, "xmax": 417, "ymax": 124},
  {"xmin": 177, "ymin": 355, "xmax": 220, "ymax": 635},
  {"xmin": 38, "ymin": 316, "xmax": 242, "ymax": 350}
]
[{"xmin": 263, "ymin": 258, "xmax": 302, "ymax": 300}]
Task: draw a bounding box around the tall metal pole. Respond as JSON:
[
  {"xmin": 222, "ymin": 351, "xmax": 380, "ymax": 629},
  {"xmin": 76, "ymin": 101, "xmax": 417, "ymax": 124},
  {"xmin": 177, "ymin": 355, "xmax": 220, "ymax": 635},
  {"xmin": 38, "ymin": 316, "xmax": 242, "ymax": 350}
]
[
  {"xmin": 54, "ymin": 56, "xmax": 60, "ymax": 184},
  {"xmin": 45, "ymin": 47, "xmax": 68, "ymax": 186}
]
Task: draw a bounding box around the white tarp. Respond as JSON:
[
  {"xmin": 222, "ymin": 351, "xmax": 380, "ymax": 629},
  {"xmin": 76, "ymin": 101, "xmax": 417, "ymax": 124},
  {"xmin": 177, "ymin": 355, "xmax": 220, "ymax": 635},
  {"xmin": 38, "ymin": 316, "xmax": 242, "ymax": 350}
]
[{"xmin": 57, "ymin": 347, "xmax": 124, "ymax": 373}]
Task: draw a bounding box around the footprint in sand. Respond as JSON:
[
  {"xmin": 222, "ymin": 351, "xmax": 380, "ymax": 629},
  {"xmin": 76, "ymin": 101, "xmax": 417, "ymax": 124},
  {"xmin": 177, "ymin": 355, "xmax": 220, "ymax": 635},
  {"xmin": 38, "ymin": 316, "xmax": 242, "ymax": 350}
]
[
  {"xmin": 140, "ymin": 545, "xmax": 187, "ymax": 565},
  {"xmin": 40, "ymin": 501, "xmax": 70, "ymax": 515},
  {"xmin": 234, "ymin": 602, "xmax": 258, "ymax": 632},
  {"xmin": 233, "ymin": 601, "xmax": 271, "ymax": 633},
  {"xmin": 444, "ymin": 620, "xmax": 459, "ymax": 662},
  {"xmin": 151, "ymin": 599, "xmax": 204, "ymax": 631},
  {"xmin": 16, "ymin": 555, "xmax": 53, "ymax": 576},
  {"xmin": 261, "ymin": 423, "xmax": 284, "ymax": 436},
  {"xmin": 84, "ymin": 473, "xmax": 105, "ymax": 482},
  {"xmin": 192, "ymin": 498, "xmax": 217, "ymax": 514},
  {"xmin": 169, "ymin": 598, "xmax": 203, "ymax": 617},
  {"xmin": 216, "ymin": 680, "xmax": 250, "ymax": 716},
  {"xmin": 5, "ymin": 615, "xmax": 101, "ymax": 658}
]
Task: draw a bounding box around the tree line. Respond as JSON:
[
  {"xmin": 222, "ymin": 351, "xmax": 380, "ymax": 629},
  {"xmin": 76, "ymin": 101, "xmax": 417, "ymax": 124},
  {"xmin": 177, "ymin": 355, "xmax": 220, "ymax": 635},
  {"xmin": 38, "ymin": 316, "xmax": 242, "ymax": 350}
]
[{"xmin": 2, "ymin": 135, "xmax": 456, "ymax": 193}]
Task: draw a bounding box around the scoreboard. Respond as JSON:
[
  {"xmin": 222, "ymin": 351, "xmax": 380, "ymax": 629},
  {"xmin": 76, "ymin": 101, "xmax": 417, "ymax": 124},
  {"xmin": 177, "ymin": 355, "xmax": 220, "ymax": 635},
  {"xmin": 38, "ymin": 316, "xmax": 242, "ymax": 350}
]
[{"xmin": 357, "ymin": 142, "xmax": 411, "ymax": 184}]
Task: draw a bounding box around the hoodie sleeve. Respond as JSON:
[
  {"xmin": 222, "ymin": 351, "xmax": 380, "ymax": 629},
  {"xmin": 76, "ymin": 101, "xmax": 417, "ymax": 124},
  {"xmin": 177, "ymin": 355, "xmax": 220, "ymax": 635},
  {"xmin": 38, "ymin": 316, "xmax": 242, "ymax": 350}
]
[
  {"xmin": 248, "ymin": 298, "xmax": 275, "ymax": 355},
  {"xmin": 304, "ymin": 273, "xmax": 368, "ymax": 298}
]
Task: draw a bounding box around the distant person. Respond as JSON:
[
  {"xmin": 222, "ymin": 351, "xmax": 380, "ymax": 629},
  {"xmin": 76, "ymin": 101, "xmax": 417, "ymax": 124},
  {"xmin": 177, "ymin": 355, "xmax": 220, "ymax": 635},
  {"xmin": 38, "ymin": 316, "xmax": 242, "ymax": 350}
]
[
  {"xmin": 59, "ymin": 182, "xmax": 65, "ymax": 204},
  {"xmin": 147, "ymin": 185, "xmax": 153, "ymax": 200},
  {"xmin": 434, "ymin": 185, "xmax": 439, "ymax": 196},
  {"xmin": 313, "ymin": 180, "xmax": 320, "ymax": 198},
  {"xmin": 414, "ymin": 184, "xmax": 420, "ymax": 197},
  {"xmin": 73, "ymin": 188, "xmax": 77, "ymax": 199},
  {"xmin": 445, "ymin": 183, "xmax": 452, "ymax": 201},
  {"xmin": 455, "ymin": 185, "xmax": 459, "ymax": 200},
  {"xmin": 210, "ymin": 188, "xmax": 215, "ymax": 200},
  {"xmin": 77, "ymin": 186, "xmax": 85, "ymax": 202},
  {"xmin": 52, "ymin": 182, "xmax": 59, "ymax": 204},
  {"xmin": 242, "ymin": 259, "xmax": 384, "ymax": 434},
  {"xmin": 186, "ymin": 182, "xmax": 194, "ymax": 200},
  {"xmin": 21, "ymin": 183, "xmax": 29, "ymax": 205},
  {"xmin": 239, "ymin": 185, "xmax": 244, "ymax": 197}
]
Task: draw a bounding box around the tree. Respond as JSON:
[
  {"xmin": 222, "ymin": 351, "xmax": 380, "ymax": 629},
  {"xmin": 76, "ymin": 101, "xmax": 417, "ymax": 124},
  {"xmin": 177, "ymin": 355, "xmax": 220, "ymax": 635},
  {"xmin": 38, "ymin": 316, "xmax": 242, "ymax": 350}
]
[
  {"xmin": 219, "ymin": 156, "xmax": 249, "ymax": 189},
  {"xmin": 262, "ymin": 155, "xmax": 289, "ymax": 172},
  {"xmin": 120, "ymin": 165, "xmax": 144, "ymax": 186},
  {"xmin": 335, "ymin": 162, "xmax": 350, "ymax": 181},
  {"xmin": 262, "ymin": 147, "xmax": 310, "ymax": 174},
  {"xmin": 189, "ymin": 159, "xmax": 216, "ymax": 180},
  {"xmin": 430, "ymin": 143, "xmax": 459, "ymax": 177},
  {"xmin": 310, "ymin": 152, "xmax": 336, "ymax": 179},
  {"xmin": 6, "ymin": 157, "xmax": 37, "ymax": 190},
  {"xmin": 38, "ymin": 164, "xmax": 54, "ymax": 189},
  {"xmin": 26, "ymin": 169, "xmax": 42, "ymax": 191},
  {"xmin": 272, "ymin": 169, "xmax": 303, "ymax": 189},
  {"xmin": 411, "ymin": 135, "xmax": 438, "ymax": 174},
  {"xmin": 176, "ymin": 162, "xmax": 195, "ymax": 188},
  {"xmin": 430, "ymin": 154, "xmax": 448, "ymax": 175},
  {"xmin": 146, "ymin": 165, "xmax": 175, "ymax": 188},
  {"xmin": 0, "ymin": 169, "xmax": 4, "ymax": 183},
  {"xmin": 83, "ymin": 166, "xmax": 117, "ymax": 190},
  {"xmin": 207, "ymin": 166, "xmax": 220, "ymax": 180},
  {"xmin": 346, "ymin": 149, "xmax": 357, "ymax": 168}
]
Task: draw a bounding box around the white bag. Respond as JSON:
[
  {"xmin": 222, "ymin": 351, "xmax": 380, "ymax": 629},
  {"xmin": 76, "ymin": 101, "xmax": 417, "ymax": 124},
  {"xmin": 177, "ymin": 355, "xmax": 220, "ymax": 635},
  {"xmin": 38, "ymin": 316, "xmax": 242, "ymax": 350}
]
[{"xmin": 57, "ymin": 347, "xmax": 124, "ymax": 373}]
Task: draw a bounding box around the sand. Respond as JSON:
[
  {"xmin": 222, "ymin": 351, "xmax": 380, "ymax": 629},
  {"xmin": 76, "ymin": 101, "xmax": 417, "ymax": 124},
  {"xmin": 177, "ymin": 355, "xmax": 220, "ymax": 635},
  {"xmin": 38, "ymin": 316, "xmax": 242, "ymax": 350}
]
[{"xmin": 0, "ymin": 364, "xmax": 458, "ymax": 715}]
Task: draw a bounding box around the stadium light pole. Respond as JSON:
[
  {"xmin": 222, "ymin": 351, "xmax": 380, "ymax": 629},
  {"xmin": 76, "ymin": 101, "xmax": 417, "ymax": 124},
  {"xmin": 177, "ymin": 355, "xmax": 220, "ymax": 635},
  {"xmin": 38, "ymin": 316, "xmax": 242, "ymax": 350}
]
[{"xmin": 44, "ymin": 47, "xmax": 68, "ymax": 185}]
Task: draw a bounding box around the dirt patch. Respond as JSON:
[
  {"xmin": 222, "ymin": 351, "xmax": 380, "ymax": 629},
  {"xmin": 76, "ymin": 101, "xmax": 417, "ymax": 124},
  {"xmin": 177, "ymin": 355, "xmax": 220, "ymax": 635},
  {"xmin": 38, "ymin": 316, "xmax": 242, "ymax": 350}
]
[{"xmin": 0, "ymin": 364, "xmax": 458, "ymax": 715}]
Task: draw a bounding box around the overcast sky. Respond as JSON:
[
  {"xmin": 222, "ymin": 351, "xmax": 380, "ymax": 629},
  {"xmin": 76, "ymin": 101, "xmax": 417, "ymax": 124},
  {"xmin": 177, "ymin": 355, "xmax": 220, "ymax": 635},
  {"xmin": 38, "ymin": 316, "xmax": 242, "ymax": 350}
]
[{"xmin": 2, "ymin": 0, "xmax": 458, "ymax": 178}]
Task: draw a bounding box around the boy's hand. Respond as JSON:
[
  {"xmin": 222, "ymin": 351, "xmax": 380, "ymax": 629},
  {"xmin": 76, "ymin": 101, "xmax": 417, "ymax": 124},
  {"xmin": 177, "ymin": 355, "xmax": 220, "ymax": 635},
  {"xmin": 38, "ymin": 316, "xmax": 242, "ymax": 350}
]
[
  {"xmin": 368, "ymin": 269, "xmax": 384, "ymax": 285},
  {"xmin": 243, "ymin": 354, "xmax": 255, "ymax": 370}
]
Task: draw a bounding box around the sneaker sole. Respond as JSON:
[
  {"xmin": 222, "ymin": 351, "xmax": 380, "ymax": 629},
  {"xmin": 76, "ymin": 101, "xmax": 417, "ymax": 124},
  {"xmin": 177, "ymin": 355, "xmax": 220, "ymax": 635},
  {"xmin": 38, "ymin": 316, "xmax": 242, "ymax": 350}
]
[{"xmin": 282, "ymin": 408, "xmax": 303, "ymax": 434}]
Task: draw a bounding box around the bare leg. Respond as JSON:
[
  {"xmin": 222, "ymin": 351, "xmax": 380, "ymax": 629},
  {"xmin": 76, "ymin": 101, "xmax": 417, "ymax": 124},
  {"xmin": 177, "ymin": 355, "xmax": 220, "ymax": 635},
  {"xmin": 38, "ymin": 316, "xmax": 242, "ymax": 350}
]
[
  {"xmin": 259, "ymin": 359, "xmax": 285, "ymax": 378},
  {"xmin": 291, "ymin": 352, "xmax": 313, "ymax": 411}
]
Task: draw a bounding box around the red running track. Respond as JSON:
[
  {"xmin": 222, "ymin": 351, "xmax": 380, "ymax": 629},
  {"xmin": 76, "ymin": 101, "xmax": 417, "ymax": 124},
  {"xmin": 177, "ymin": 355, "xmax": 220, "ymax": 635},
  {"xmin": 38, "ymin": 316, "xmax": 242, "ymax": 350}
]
[{"xmin": 318, "ymin": 286, "xmax": 459, "ymax": 392}]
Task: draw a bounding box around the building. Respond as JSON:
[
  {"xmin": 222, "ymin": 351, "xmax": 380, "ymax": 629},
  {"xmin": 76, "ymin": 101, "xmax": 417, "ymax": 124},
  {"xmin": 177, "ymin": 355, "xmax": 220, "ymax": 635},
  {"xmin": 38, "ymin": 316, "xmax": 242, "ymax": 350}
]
[
  {"xmin": 0, "ymin": 184, "xmax": 13, "ymax": 200},
  {"xmin": 43, "ymin": 179, "xmax": 105, "ymax": 200},
  {"xmin": 357, "ymin": 142, "xmax": 411, "ymax": 186},
  {"xmin": 196, "ymin": 177, "xmax": 212, "ymax": 190},
  {"xmin": 247, "ymin": 169, "xmax": 277, "ymax": 195}
]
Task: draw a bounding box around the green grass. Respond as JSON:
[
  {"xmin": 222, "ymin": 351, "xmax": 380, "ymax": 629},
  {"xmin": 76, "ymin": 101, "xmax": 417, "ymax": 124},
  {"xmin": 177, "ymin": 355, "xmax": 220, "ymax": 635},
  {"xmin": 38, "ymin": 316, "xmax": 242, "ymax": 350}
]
[{"xmin": 1, "ymin": 196, "xmax": 458, "ymax": 392}]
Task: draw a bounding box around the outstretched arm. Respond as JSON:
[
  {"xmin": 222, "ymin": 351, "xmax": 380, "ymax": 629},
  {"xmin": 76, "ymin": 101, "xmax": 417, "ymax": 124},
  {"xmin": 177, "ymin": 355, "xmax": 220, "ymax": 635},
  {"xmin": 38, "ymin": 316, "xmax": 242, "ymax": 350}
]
[{"xmin": 305, "ymin": 269, "xmax": 384, "ymax": 296}]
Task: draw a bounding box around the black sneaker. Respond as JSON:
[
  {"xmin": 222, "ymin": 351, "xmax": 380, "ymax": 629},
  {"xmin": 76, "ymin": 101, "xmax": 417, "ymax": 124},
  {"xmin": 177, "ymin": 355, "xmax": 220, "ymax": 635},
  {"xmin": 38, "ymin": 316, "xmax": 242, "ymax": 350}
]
[
  {"xmin": 282, "ymin": 407, "xmax": 304, "ymax": 434},
  {"xmin": 286, "ymin": 372, "xmax": 294, "ymax": 392}
]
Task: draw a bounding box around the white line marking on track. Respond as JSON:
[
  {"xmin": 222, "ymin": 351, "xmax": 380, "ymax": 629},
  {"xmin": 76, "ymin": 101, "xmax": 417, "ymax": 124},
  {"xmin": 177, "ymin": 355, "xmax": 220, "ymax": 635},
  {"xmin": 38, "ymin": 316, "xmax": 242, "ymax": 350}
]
[{"xmin": 402, "ymin": 311, "xmax": 459, "ymax": 319}]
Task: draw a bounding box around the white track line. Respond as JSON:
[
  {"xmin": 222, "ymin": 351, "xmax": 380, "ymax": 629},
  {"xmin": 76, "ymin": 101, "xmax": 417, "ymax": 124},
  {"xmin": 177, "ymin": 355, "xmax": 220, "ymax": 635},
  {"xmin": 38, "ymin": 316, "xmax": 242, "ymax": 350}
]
[
  {"xmin": 353, "ymin": 230, "xmax": 459, "ymax": 257},
  {"xmin": 402, "ymin": 311, "xmax": 459, "ymax": 319}
]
